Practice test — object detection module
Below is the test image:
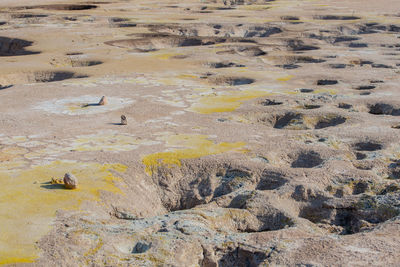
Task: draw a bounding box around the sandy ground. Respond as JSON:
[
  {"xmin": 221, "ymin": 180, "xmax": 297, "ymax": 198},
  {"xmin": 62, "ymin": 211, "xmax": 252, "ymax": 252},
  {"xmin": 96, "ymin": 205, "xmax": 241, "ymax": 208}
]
[{"xmin": 0, "ymin": 0, "xmax": 400, "ymax": 266}]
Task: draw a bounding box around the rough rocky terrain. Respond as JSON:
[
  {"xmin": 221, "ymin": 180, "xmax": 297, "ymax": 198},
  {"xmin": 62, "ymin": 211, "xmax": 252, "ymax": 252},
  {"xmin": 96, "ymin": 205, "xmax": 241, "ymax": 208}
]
[{"xmin": 1, "ymin": 0, "xmax": 400, "ymax": 266}]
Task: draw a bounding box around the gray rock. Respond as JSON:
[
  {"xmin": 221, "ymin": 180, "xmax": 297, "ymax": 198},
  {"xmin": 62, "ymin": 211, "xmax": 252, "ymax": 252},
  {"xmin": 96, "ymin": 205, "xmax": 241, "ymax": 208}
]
[{"xmin": 63, "ymin": 173, "xmax": 78, "ymax": 189}]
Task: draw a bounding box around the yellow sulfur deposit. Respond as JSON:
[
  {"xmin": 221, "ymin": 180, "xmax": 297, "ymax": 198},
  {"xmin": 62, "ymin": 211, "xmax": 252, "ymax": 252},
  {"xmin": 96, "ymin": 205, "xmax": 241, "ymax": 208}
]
[
  {"xmin": 188, "ymin": 90, "xmax": 272, "ymax": 114},
  {"xmin": 0, "ymin": 161, "xmax": 126, "ymax": 265},
  {"xmin": 276, "ymin": 75, "xmax": 294, "ymax": 82},
  {"xmin": 142, "ymin": 134, "xmax": 247, "ymax": 175}
]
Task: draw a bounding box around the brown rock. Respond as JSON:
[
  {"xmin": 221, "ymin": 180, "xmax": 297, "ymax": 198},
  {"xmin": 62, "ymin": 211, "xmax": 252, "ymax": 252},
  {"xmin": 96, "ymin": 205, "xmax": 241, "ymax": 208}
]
[
  {"xmin": 63, "ymin": 173, "xmax": 78, "ymax": 189},
  {"xmin": 98, "ymin": 96, "xmax": 107, "ymax": 105},
  {"xmin": 121, "ymin": 115, "xmax": 127, "ymax": 125}
]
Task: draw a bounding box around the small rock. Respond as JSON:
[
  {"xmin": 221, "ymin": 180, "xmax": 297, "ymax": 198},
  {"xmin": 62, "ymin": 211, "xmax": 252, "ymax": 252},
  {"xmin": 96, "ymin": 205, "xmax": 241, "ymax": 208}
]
[
  {"xmin": 63, "ymin": 173, "xmax": 78, "ymax": 189},
  {"xmin": 51, "ymin": 177, "xmax": 63, "ymax": 184},
  {"xmin": 121, "ymin": 115, "xmax": 127, "ymax": 125},
  {"xmin": 113, "ymin": 207, "xmax": 136, "ymax": 220},
  {"xmin": 98, "ymin": 96, "xmax": 107, "ymax": 105},
  {"xmin": 132, "ymin": 242, "xmax": 151, "ymax": 253}
]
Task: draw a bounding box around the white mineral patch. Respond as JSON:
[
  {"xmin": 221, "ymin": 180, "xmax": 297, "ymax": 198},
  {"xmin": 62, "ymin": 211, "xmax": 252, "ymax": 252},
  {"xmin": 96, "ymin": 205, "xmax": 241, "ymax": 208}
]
[
  {"xmin": 33, "ymin": 95, "xmax": 134, "ymax": 115},
  {"xmin": 66, "ymin": 132, "xmax": 142, "ymax": 152},
  {"xmin": 62, "ymin": 75, "xmax": 162, "ymax": 88},
  {"xmin": 155, "ymin": 98, "xmax": 187, "ymax": 108},
  {"xmin": 18, "ymin": 141, "xmax": 45, "ymax": 148},
  {"xmin": 63, "ymin": 131, "xmax": 161, "ymax": 152},
  {"xmin": 171, "ymin": 111, "xmax": 185, "ymax": 115}
]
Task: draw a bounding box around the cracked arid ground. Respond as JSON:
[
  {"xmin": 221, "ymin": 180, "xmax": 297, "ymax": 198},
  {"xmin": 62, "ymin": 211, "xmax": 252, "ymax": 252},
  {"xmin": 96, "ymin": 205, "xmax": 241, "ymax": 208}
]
[{"xmin": 1, "ymin": 0, "xmax": 400, "ymax": 266}]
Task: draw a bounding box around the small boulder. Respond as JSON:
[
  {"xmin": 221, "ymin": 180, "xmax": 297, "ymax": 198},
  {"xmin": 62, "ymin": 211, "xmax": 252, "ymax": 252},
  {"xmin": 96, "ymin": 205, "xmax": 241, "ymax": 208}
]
[{"xmin": 63, "ymin": 173, "xmax": 78, "ymax": 189}]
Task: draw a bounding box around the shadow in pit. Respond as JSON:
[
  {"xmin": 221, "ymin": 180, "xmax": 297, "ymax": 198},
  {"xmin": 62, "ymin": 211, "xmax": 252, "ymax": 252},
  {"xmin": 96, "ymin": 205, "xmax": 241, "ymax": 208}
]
[{"xmin": 0, "ymin": 85, "xmax": 13, "ymax": 90}]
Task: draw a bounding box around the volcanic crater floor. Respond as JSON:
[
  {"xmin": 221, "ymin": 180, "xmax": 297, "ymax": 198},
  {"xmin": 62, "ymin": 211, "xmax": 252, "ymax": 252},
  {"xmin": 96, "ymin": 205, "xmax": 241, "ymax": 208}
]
[{"xmin": 1, "ymin": 0, "xmax": 400, "ymax": 266}]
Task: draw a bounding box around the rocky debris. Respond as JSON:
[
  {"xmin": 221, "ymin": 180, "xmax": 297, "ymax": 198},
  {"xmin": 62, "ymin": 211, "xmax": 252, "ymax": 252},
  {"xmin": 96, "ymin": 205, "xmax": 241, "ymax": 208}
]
[
  {"xmin": 38, "ymin": 157, "xmax": 400, "ymax": 265},
  {"xmin": 50, "ymin": 177, "xmax": 63, "ymax": 184},
  {"xmin": 120, "ymin": 115, "xmax": 127, "ymax": 125},
  {"xmin": 34, "ymin": 149, "xmax": 400, "ymax": 266},
  {"xmin": 63, "ymin": 173, "xmax": 78, "ymax": 189},
  {"xmin": 112, "ymin": 206, "xmax": 137, "ymax": 220},
  {"xmin": 50, "ymin": 174, "xmax": 78, "ymax": 189}
]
